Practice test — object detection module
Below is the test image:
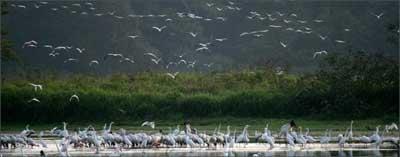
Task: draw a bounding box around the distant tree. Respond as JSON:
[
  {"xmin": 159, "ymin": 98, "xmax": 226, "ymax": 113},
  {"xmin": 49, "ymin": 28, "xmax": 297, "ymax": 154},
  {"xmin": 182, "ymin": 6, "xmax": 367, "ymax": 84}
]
[{"xmin": 1, "ymin": 2, "xmax": 19, "ymax": 62}]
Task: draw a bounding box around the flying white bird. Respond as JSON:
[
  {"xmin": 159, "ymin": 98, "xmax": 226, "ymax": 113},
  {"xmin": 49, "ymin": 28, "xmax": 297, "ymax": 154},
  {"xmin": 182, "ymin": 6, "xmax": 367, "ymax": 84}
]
[
  {"xmin": 64, "ymin": 58, "xmax": 78, "ymax": 63},
  {"xmin": 166, "ymin": 72, "xmax": 179, "ymax": 79},
  {"xmin": 152, "ymin": 26, "xmax": 167, "ymax": 32},
  {"xmin": 371, "ymin": 12, "xmax": 384, "ymax": 19},
  {"xmin": 178, "ymin": 59, "xmax": 187, "ymax": 64},
  {"xmin": 280, "ymin": 42, "xmax": 287, "ymax": 48},
  {"xmin": 199, "ymin": 43, "xmax": 211, "ymax": 47},
  {"xmin": 69, "ymin": 94, "xmax": 79, "ymax": 102},
  {"xmin": 313, "ymin": 19, "xmax": 324, "ymax": 23},
  {"xmin": 188, "ymin": 32, "xmax": 198, "ymax": 37},
  {"xmin": 187, "ymin": 61, "xmax": 196, "ymax": 68},
  {"xmin": 26, "ymin": 44, "xmax": 37, "ymax": 48},
  {"xmin": 120, "ymin": 57, "xmax": 135, "ymax": 64},
  {"xmin": 43, "ymin": 45, "xmax": 53, "ymax": 49},
  {"xmin": 128, "ymin": 35, "xmax": 139, "ymax": 39},
  {"xmin": 276, "ymin": 11, "xmax": 284, "ymax": 16},
  {"xmin": 28, "ymin": 98, "xmax": 40, "ymax": 103},
  {"xmin": 216, "ymin": 17, "xmax": 226, "ymax": 21},
  {"xmin": 283, "ymin": 19, "xmax": 292, "ymax": 23},
  {"xmin": 89, "ymin": 60, "xmax": 99, "ymax": 66},
  {"xmin": 215, "ymin": 38, "xmax": 228, "ymax": 42},
  {"xmin": 335, "ymin": 40, "xmax": 346, "ymax": 43},
  {"xmin": 206, "ymin": 3, "xmax": 214, "ymax": 7},
  {"xmin": 108, "ymin": 11, "xmax": 115, "ymax": 15},
  {"xmin": 216, "ymin": 7, "xmax": 223, "ymax": 11},
  {"xmin": 34, "ymin": 4, "xmax": 41, "ymax": 8},
  {"xmin": 76, "ymin": 48, "xmax": 85, "ymax": 53},
  {"xmin": 141, "ymin": 121, "xmax": 155, "ymax": 129},
  {"xmin": 196, "ymin": 47, "xmax": 209, "ymax": 51},
  {"xmin": 318, "ymin": 34, "xmax": 328, "ymax": 40},
  {"xmin": 29, "ymin": 83, "xmax": 43, "ymax": 92},
  {"xmin": 313, "ymin": 50, "xmax": 328, "ymax": 58},
  {"xmin": 151, "ymin": 58, "xmax": 162, "ymax": 64},
  {"xmin": 49, "ymin": 52, "xmax": 60, "ymax": 57},
  {"xmin": 22, "ymin": 40, "xmax": 38, "ymax": 48},
  {"xmin": 344, "ymin": 28, "xmax": 351, "ymax": 32},
  {"xmin": 17, "ymin": 5, "xmax": 26, "ymax": 8},
  {"xmin": 104, "ymin": 53, "xmax": 124, "ymax": 60},
  {"xmin": 240, "ymin": 32, "xmax": 249, "ymax": 37},
  {"xmin": 144, "ymin": 52, "xmax": 159, "ymax": 59},
  {"xmin": 54, "ymin": 46, "xmax": 67, "ymax": 51}
]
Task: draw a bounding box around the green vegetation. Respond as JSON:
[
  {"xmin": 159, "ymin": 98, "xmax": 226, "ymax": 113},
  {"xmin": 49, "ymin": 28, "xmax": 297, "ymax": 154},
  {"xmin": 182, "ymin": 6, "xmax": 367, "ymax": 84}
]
[{"xmin": 1, "ymin": 52, "xmax": 399, "ymax": 124}]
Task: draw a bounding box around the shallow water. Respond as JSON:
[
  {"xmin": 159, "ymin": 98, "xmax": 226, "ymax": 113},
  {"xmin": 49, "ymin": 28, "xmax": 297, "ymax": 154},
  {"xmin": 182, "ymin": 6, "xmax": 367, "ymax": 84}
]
[{"xmin": 1, "ymin": 143, "xmax": 399, "ymax": 157}]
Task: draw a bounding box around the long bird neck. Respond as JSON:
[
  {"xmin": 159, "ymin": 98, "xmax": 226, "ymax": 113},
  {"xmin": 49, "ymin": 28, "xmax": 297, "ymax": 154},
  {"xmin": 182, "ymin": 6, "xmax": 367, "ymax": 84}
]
[
  {"xmin": 227, "ymin": 126, "xmax": 230, "ymax": 135},
  {"xmin": 108, "ymin": 123, "xmax": 113, "ymax": 132},
  {"xmin": 305, "ymin": 129, "xmax": 309, "ymax": 136},
  {"xmin": 103, "ymin": 124, "xmax": 107, "ymax": 132},
  {"xmin": 242, "ymin": 127, "xmax": 248, "ymax": 135},
  {"xmin": 375, "ymin": 127, "xmax": 380, "ymax": 135}
]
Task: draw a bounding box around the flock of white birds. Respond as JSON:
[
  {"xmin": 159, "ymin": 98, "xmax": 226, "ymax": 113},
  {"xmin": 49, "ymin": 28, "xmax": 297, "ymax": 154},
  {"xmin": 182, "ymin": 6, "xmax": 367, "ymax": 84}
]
[
  {"xmin": 8, "ymin": 0, "xmax": 395, "ymax": 108},
  {"xmin": 0, "ymin": 121, "xmax": 399, "ymax": 156},
  {"xmin": 11, "ymin": 1, "xmax": 396, "ymax": 76}
]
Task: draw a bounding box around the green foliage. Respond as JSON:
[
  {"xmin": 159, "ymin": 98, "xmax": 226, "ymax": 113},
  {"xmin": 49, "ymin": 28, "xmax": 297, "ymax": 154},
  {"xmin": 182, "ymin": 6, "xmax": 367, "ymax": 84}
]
[{"xmin": 1, "ymin": 52, "xmax": 398, "ymax": 123}]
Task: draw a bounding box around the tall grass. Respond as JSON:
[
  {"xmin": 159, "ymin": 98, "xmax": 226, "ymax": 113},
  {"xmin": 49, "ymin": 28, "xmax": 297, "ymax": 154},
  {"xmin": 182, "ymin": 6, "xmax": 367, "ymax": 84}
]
[{"xmin": 1, "ymin": 53, "xmax": 399, "ymax": 123}]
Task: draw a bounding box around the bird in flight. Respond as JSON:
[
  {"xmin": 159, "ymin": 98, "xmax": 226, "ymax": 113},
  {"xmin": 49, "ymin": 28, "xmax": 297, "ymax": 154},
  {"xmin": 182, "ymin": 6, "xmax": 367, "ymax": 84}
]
[
  {"xmin": 188, "ymin": 32, "xmax": 198, "ymax": 37},
  {"xmin": 280, "ymin": 42, "xmax": 288, "ymax": 48},
  {"xmin": 152, "ymin": 26, "xmax": 167, "ymax": 32},
  {"xmin": 215, "ymin": 38, "xmax": 228, "ymax": 42},
  {"xmin": 199, "ymin": 42, "xmax": 211, "ymax": 47},
  {"xmin": 144, "ymin": 52, "xmax": 159, "ymax": 59},
  {"xmin": 318, "ymin": 34, "xmax": 328, "ymax": 40},
  {"xmin": 28, "ymin": 98, "xmax": 40, "ymax": 103},
  {"xmin": 166, "ymin": 72, "xmax": 179, "ymax": 79},
  {"xmin": 371, "ymin": 12, "xmax": 384, "ymax": 19},
  {"xmin": 206, "ymin": 3, "xmax": 214, "ymax": 7},
  {"xmin": 69, "ymin": 94, "xmax": 79, "ymax": 102},
  {"xmin": 89, "ymin": 60, "xmax": 99, "ymax": 66},
  {"xmin": 104, "ymin": 53, "xmax": 124, "ymax": 60},
  {"xmin": 141, "ymin": 121, "xmax": 155, "ymax": 129},
  {"xmin": 76, "ymin": 48, "xmax": 85, "ymax": 53},
  {"xmin": 128, "ymin": 35, "xmax": 139, "ymax": 39},
  {"xmin": 313, "ymin": 50, "xmax": 328, "ymax": 58},
  {"xmin": 196, "ymin": 46, "xmax": 209, "ymax": 51},
  {"xmin": 335, "ymin": 40, "xmax": 346, "ymax": 44},
  {"xmin": 64, "ymin": 58, "xmax": 78, "ymax": 63},
  {"xmin": 151, "ymin": 58, "xmax": 162, "ymax": 64},
  {"xmin": 22, "ymin": 40, "xmax": 38, "ymax": 48},
  {"xmin": 29, "ymin": 83, "xmax": 43, "ymax": 92}
]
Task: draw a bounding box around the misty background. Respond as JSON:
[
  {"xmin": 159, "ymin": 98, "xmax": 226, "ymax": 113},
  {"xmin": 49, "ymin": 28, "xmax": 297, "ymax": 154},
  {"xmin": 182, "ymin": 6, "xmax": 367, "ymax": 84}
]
[{"xmin": 2, "ymin": 0, "xmax": 399, "ymax": 76}]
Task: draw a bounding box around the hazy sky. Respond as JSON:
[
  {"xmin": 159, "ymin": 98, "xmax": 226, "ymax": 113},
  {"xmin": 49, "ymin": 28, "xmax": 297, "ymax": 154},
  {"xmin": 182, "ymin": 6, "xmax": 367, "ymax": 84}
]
[{"xmin": 2, "ymin": 0, "xmax": 399, "ymax": 75}]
